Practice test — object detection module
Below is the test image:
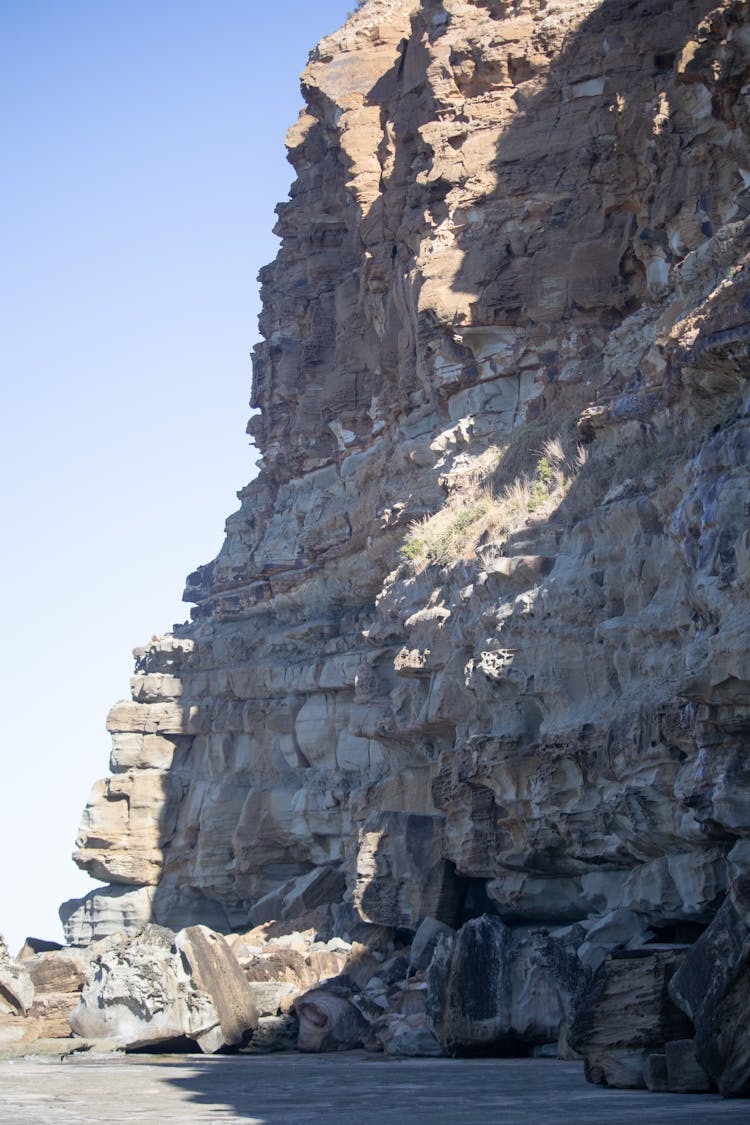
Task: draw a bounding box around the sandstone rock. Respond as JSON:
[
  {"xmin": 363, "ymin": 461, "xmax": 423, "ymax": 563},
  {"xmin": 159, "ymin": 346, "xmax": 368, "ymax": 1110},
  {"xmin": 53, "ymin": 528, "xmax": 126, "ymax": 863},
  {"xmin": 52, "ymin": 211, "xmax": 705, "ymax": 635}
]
[
  {"xmin": 571, "ymin": 950, "xmax": 694, "ymax": 1089},
  {"xmin": 21, "ymin": 950, "xmax": 87, "ymax": 1039},
  {"xmin": 60, "ymin": 885, "xmax": 156, "ymax": 945},
  {"xmin": 427, "ymin": 915, "xmax": 585, "ymax": 1056},
  {"xmin": 16, "ymin": 938, "xmax": 63, "ymax": 960},
  {"xmin": 58, "ymin": 0, "xmax": 750, "ymax": 1094},
  {"xmin": 243, "ymin": 1013, "xmax": 298, "ymax": 1054},
  {"xmin": 0, "ymin": 936, "xmax": 34, "ymax": 1016},
  {"xmin": 250, "ymin": 866, "xmax": 345, "ymax": 925},
  {"xmin": 27, "ymin": 994, "xmax": 78, "ymax": 1040},
  {"xmin": 382, "ymin": 1017, "xmax": 443, "ymax": 1058},
  {"xmin": 669, "ymin": 875, "xmax": 750, "ymax": 1097},
  {"xmin": 576, "ymin": 909, "xmax": 655, "ymax": 972},
  {"xmin": 408, "ymin": 917, "xmax": 456, "ymax": 976},
  {"xmin": 429, "ymin": 915, "xmax": 515, "ymax": 1055},
  {"xmin": 25, "ymin": 952, "xmax": 85, "ymax": 996},
  {"xmin": 244, "ymin": 981, "xmax": 298, "ymax": 1017},
  {"xmin": 69, "ymin": 924, "xmax": 255, "ymax": 1053},
  {"xmin": 643, "ymin": 1051, "xmax": 670, "ymax": 1094},
  {"xmin": 294, "ymin": 988, "xmax": 370, "ymax": 1052},
  {"xmin": 175, "ymin": 926, "xmax": 258, "ymax": 1051},
  {"xmin": 353, "ymin": 811, "xmax": 464, "ymax": 930}
]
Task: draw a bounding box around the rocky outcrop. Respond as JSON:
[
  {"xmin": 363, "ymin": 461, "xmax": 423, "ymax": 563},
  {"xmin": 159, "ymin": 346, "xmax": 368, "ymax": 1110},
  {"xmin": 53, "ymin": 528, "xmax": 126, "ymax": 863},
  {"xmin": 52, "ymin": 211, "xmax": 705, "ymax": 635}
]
[{"xmin": 59, "ymin": 0, "xmax": 750, "ymax": 1093}]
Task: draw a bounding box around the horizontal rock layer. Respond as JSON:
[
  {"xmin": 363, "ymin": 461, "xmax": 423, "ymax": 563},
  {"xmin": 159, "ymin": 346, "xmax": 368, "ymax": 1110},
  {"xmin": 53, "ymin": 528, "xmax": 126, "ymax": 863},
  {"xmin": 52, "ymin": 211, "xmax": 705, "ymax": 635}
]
[{"xmin": 63, "ymin": 0, "xmax": 750, "ymax": 1086}]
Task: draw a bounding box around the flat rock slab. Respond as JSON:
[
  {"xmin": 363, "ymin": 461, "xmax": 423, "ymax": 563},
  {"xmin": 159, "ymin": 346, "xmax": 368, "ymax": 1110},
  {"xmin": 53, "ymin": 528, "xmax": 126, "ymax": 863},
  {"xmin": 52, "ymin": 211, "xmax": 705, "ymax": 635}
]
[{"xmin": 0, "ymin": 1055, "xmax": 748, "ymax": 1124}]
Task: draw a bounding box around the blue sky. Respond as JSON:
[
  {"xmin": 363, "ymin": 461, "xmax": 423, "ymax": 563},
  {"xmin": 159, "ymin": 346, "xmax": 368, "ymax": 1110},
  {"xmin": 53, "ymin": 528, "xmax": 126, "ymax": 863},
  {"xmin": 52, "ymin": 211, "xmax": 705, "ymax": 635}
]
[{"xmin": 0, "ymin": 0, "xmax": 355, "ymax": 952}]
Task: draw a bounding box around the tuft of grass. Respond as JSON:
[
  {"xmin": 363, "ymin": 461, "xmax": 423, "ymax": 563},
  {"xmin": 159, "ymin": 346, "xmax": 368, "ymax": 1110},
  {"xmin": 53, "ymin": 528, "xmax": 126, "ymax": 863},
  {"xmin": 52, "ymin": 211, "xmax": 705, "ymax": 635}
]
[{"xmin": 401, "ymin": 437, "xmax": 588, "ymax": 571}]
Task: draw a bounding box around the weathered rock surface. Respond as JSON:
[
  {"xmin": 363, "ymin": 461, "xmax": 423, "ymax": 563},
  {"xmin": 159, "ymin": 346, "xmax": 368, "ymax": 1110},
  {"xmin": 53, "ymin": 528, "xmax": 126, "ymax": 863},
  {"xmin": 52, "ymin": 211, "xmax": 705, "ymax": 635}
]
[
  {"xmin": 669, "ymin": 874, "xmax": 750, "ymax": 1096},
  {"xmin": 69, "ymin": 924, "xmax": 257, "ymax": 1053},
  {"xmin": 571, "ymin": 948, "xmax": 693, "ymax": 1088},
  {"xmin": 57, "ymin": 0, "xmax": 750, "ymax": 1094},
  {"xmin": 0, "ymin": 936, "xmax": 35, "ymax": 1046}
]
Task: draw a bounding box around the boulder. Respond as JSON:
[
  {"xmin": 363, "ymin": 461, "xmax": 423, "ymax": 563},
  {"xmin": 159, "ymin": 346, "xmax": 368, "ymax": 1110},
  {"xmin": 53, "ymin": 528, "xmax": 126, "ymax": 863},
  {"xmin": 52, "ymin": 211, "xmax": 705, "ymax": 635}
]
[
  {"xmin": 294, "ymin": 988, "xmax": 370, "ymax": 1052},
  {"xmin": 426, "ymin": 916, "xmax": 586, "ymax": 1056},
  {"xmin": 576, "ymin": 909, "xmax": 654, "ymax": 973},
  {"xmin": 243, "ymin": 1013, "xmax": 298, "ymax": 1054},
  {"xmin": 24, "ymin": 950, "xmax": 86, "ymax": 1038},
  {"xmin": 0, "ymin": 935, "xmax": 34, "ymax": 1015},
  {"xmin": 16, "ymin": 938, "xmax": 63, "ymax": 960},
  {"xmin": 249, "ymin": 867, "xmax": 346, "ymax": 926},
  {"xmin": 408, "ymin": 917, "xmax": 456, "ymax": 976},
  {"xmin": 69, "ymin": 923, "xmax": 256, "ymax": 1053},
  {"xmin": 571, "ymin": 950, "xmax": 694, "ymax": 1088},
  {"xmin": 664, "ymin": 1039, "xmax": 712, "ymax": 1094},
  {"xmin": 175, "ymin": 926, "xmax": 258, "ymax": 1051},
  {"xmin": 669, "ymin": 874, "xmax": 750, "ymax": 1097},
  {"xmin": 428, "ymin": 915, "xmax": 516, "ymax": 1055}
]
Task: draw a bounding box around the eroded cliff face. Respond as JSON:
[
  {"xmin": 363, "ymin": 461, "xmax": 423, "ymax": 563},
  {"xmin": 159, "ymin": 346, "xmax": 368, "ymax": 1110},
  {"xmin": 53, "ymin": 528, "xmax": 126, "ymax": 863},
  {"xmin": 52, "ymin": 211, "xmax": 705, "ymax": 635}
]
[{"xmin": 64, "ymin": 0, "xmax": 750, "ymax": 970}]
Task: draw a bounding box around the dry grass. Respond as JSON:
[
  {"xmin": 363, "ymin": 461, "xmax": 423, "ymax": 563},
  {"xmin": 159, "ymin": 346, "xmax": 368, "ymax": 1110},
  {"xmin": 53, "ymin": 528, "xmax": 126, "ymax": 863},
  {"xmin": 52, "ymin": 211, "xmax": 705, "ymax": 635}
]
[{"xmin": 401, "ymin": 437, "xmax": 588, "ymax": 571}]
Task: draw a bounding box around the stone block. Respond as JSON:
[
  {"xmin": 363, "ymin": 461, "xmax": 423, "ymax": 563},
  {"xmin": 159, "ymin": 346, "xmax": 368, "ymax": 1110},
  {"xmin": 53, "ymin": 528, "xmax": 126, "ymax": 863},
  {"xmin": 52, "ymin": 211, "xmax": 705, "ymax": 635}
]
[
  {"xmin": 572, "ymin": 950, "xmax": 693, "ymax": 1088},
  {"xmin": 294, "ymin": 989, "xmax": 369, "ymax": 1052},
  {"xmin": 353, "ymin": 811, "xmax": 464, "ymax": 931},
  {"xmin": 664, "ymin": 1038, "xmax": 712, "ymax": 1093},
  {"xmin": 175, "ymin": 926, "xmax": 258, "ymax": 1049}
]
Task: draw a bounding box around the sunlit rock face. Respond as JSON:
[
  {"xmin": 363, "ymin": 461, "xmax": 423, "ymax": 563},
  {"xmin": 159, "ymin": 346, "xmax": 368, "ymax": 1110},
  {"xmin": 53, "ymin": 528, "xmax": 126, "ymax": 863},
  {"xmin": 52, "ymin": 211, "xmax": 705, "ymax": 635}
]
[{"xmin": 65, "ymin": 0, "xmax": 750, "ymax": 947}]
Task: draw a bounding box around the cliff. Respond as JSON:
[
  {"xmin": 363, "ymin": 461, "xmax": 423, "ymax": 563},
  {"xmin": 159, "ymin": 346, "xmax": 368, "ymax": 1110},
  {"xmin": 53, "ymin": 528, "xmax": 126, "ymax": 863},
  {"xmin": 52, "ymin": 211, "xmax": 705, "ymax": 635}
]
[{"xmin": 54, "ymin": 0, "xmax": 750, "ymax": 1090}]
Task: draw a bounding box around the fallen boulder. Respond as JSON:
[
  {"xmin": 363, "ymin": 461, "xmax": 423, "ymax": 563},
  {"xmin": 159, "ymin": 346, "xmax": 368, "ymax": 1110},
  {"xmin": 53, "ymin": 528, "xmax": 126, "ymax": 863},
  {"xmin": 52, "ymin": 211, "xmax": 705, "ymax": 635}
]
[
  {"xmin": 571, "ymin": 949, "xmax": 693, "ymax": 1088},
  {"xmin": 669, "ymin": 874, "xmax": 750, "ymax": 1097},
  {"xmin": 294, "ymin": 988, "xmax": 370, "ymax": 1052},
  {"xmin": 70, "ymin": 923, "xmax": 257, "ymax": 1053}
]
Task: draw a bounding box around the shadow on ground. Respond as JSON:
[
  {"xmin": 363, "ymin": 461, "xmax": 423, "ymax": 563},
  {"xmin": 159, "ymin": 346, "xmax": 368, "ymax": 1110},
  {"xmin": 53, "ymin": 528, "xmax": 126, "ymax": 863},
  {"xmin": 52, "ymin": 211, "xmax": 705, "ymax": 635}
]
[{"xmin": 163, "ymin": 1055, "xmax": 748, "ymax": 1125}]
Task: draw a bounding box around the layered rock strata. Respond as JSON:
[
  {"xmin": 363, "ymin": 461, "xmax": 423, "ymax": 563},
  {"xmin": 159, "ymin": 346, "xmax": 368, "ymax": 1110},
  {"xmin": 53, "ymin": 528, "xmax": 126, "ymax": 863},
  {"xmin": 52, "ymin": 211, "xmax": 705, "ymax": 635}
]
[{"xmin": 60, "ymin": 0, "xmax": 750, "ymax": 1092}]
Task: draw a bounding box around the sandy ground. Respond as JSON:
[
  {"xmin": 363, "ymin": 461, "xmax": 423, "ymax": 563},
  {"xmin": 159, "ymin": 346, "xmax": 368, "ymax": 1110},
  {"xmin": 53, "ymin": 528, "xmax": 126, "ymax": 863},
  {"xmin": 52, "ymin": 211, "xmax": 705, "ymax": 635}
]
[{"xmin": 0, "ymin": 1053, "xmax": 747, "ymax": 1124}]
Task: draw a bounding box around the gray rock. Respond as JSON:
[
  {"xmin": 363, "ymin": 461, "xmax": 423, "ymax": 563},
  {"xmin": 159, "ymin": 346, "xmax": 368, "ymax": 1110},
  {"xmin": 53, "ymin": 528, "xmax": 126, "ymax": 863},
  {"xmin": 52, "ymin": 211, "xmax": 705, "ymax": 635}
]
[
  {"xmin": 59, "ymin": 885, "xmax": 155, "ymax": 945},
  {"xmin": 408, "ymin": 917, "xmax": 456, "ymax": 975},
  {"xmin": 429, "ymin": 915, "xmax": 516, "ymax": 1054},
  {"xmin": 576, "ymin": 909, "xmax": 654, "ymax": 973},
  {"xmin": 70, "ymin": 923, "xmax": 256, "ymax": 1053},
  {"xmin": 0, "ymin": 937, "xmax": 34, "ymax": 1016},
  {"xmin": 384, "ymin": 1019, "xmax": 444, "ymax": 1057},
  {"xmin": 669, "ymin": 875, "xmax": 750, "ymax": 1097},
  {"xmin": 571, "ymin": 950, "xmax": 694, "ymax": 1089},
  {"xmin": 295, "ymin": 989, "xmax": 370, "ymax": 1052},
  {"xmin": 664, "ymin": 1038, "xmax": 712, "ymax": 1094}
]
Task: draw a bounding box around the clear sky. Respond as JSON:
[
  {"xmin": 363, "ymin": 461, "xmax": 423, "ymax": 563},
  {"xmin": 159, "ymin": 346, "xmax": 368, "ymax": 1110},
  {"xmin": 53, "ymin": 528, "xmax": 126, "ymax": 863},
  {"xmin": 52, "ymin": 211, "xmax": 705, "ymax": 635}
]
[{"xmin": 0, "ymin": 0, "xmax": 356, "ymax": 954}]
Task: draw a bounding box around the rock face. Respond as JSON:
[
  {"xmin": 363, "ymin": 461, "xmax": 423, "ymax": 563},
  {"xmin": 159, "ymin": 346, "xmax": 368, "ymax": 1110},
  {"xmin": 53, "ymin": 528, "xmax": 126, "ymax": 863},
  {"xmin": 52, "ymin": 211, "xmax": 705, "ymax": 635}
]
[
  {"xmin": 669, "ymin": 874, "xmax": 750, "ymax": 1096},
  {"xmin": 62, "ymin": 0, "xmax": 750, "ymax": 1092}
]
